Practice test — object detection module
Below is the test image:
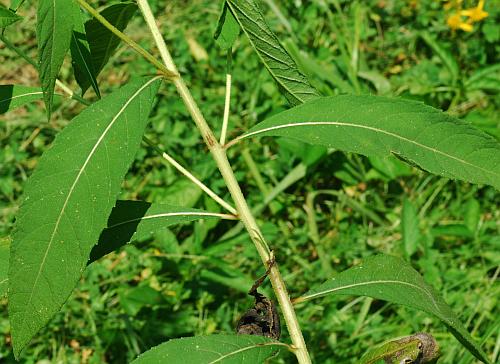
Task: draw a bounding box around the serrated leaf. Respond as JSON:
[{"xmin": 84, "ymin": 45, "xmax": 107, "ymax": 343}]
[
  {"xmin": 295, "ymin": 254, "xmax": 491, "ymax": 364},
  {"xmin": 0, "ymin": 4, "xmax": 21, "ymax": 28},
  {"xmin": 0, "ymin": 85, "xmax": 56, "ymax": 115},
  {"xmin": 131, "ymin": 334, "xmax": 283, "ymax": 364},
  {"xmin": 70, "ymin": 9, "xmax": 100, "ymax": 97},
  {"xmin": 214, "ymin": 2, "xmax": 240, "ymax": 51},
  {"xmin": 89, "ymin": 200, "xmax": 224, "ymax": 263},
  {"xmin": 8, "ymin": 77, "xmax": 161, "ymax": 357},
  {"xmin": 226, "ymin": 0, "xmax": 319, "ymax": 105},
  {"xmin": 85, "ymin": 2, "xmax": 137, "ymax": 78},
  {"xmin": 37, "ymin": 0, "xmax": 79, "ymax": 117},
  {"xmin": 0, "ymin": 238, "xmax": 9, "ymax": 298},
  {"xmin": 236, "ymin": 95, "xmax": 500, "ymax": 190}
]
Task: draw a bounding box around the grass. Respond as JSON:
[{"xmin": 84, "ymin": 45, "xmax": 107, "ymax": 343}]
[{"xmin": 0, "ymin": 0, "xmax": 499, "ymax": 363}]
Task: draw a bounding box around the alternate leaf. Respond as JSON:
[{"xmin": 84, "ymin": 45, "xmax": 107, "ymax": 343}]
[
  {"xmin": 214, "ymin": 2, "xmax": 240, "ymax": 51},
  {"xmin": 236, "ymin": 95, "xmax": 500, "ymax": 190},
  {"xmin": 295, "ymin": 254, "xmax": 491, "ymax": 364},
  {"xmin": 8, "ymin": 77, "xmax": 161, "ymax": 357},
  {"xmin": 226, "ymin": 0, "xmax": 319, "ymax": 105},
  {"xmin": 0, "ymin": 4, "xmax": 21, "ymax": 28},
  {"xmin": 70, "ymin": 8, "xmax": 100, "ymax": 97},
  {"xmin": 89, "ymin": 200, "xmax": 224, "ymax": 263},
  {"xmin": 0, "ymin": 85, "xmax": 53, "ymax": 114},
  {"xmin": 131, "ymin": 334, "xmax": 284, "ymax": 364},
  {"xmin": 85, "ymin": 2, "xmax": 137, "ymax": 78},
  {"xmin": 37, "ymin": 0, "xmax": 79, "ymax": 117},
  {"xmin": 0, "ymin": 238, "xmax": 9, "ymax": 298}
]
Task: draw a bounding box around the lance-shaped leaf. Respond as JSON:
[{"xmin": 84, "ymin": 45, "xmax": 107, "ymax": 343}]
[
  {"xmin": 131, "ymin": 334, "xmax": 284, "ymax": 364},
  {"xmin": 0, "ymin": 85, "xmax": 57, "ymax": 114},
  {"xmin": 37, "ymin": 0, "xmax": 79, "ymax": 117},
  {"xmin": 70, "ymin": 9, "xmax": 100, "ymax": 97},
  {"xmin": 85, "ymin": 2, "xmax": 137, "ymax": 78},
  {"xmin": 0, "ymin": 238, "xmax": 9, "ymax": 298},
  {"xmin": 226, "ymin": 0, "xmax": 319, "ymax": 105},
  {"xmin": 89, "ymin": 201, "xmax": 228, "ymax": 263},
  {"xmin": 8, "ymin": 77, "xmax": 161, "ymax": 357},
  {"xmin": 295, "ymin": 254, "xmax": 491, "ymax": 364},
  {"xmin": 0, "ymin": 4, "xmax": 22, "ymax": 28},
  {"xmin": 214, "ymin": 2, "xmax": 240, "ymax": 51},
  {"xmin": 234, "ymin": 95, "xmax": 500, "ymax": 190}
]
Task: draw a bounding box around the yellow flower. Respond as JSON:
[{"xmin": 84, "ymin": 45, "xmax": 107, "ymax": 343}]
[
  {"xmin": 447, "ymin": 13, "xmax": 474, "ymax": 32},
  {"xmin": 461, "ymin": 0, "xmax": 488, "ymax": 22}
]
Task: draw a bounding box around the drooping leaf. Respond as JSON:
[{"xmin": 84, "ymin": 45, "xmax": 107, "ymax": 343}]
[
  {"xmin": 214, "ymin": 2, "xmax": 240, "ymax": 51},
  {"xmin": 8, "ymin": 77, "xmax": 161, "ymax": 357},
  {"xmin": 0, "ymin": 4, "xmax": 21, "ymax": 28},
  {"xmin": 402, "ymin": 199, "xmax": 420, "ymax": 258},
  {"xmin": 70, "ymin": 9, "xmax": 100, "ymax": 97},
  {"xmin": 37, "ymin": 0, "xmax": 79, "ymax": 117},
  {"xmin": 0, "ymin": 85, "xmax": 57, "ymax": 114},
  {"xmin": 131, "ymin": 334, "xmax": 284, "ymax": 364},
  {"xmin": 226, "ymin": 0, "xmax": 319, "ymax": 105},
  {"xmin": 235, "ymin": 95, "xmax": 500, "ymax": 190},
  {"xmin": 295, "ymin": 254, "xmax": 491, "ymax": 364},
  {"xmin": 0, "ymin": 238, "xmax": 9, "ymax": 298},
  {"xmin": 89, "ymin": 200, "xmax": 225, "ymax": 263},
  {"xmin": 85, "ymin": 2, "xmax": 137, "ymax": 78}
]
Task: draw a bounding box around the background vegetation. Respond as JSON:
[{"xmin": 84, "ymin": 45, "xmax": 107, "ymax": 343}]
[{"xmin": 1, "ymin": 0, "xmax": 499, "ymax": 363}]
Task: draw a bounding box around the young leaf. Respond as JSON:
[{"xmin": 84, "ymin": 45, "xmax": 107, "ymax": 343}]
[
  {"xmin": 8, "ymin": 77, "xmax": 161, "ymax": 357},
  {"xmin": 0, "ymin": 238, "xmax": 9, "ymax": 298},
  {"xmin": 0, "ymin": 85, "xmax": 49, "ymax": 114},
  {"xmin": 37, "ymin": 0, "xmax": 79, "ymax": 117},
  {"xmin": 89, "ymin": 201, "xmax": 225, "ymax": 263},
  {"xmin": 235, "ymin": 95, "xmax": 500, "ymax": 190},
  {"xmin": 402, "ymin": 199, "xmax": 420, "ymax": 258},
  {"xmin": 131, "ymin": 334, "xmax": 284, "ymax": 364},
  {"xmin": 70, "ymin": 9, "xmax": 100, "ymax": 97},
  {"xmin": 0, "ymin": 4, "xmax": 22, "ymax": 28},
  {"xmin": 226, "ymin": 0, "xmax": 319, "ymax": 105},
  {"xmin": 85, "ymin": 2, "xmax": 137, "ymax": 78},
  {"xmin": 214, "ymin": 2, "xmax": 240, "ymax": 51},
  {"xmin": 295, "ymin": 254, "xmax": 491, "ymax": 364}
]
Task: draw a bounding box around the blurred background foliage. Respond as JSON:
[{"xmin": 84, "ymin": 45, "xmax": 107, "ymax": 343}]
[{"xmin": 0, "ymin": 0, "xmax": 499, "ymax": 363}]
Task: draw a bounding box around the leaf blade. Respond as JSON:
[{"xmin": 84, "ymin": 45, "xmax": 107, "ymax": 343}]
[
  {"xmin": 8, "ymin": 77, "xmax": 161, "ymax": 357},
  {"xmin": 0, "ymin": 85, "xmax": 51, "ymax": 114},
  {"xmin": 0, "ymin": 4, "xmax": 21, "ymax": 28},
  {"xmin": 238, "ymin": 95, "xmax": 500, "ymax": 190},
  {"xmin": 296, "ymin": 254, "xmax": 491, "ymax": 364}
]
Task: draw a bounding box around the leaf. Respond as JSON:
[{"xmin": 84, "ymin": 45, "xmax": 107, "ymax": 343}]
[
  {"xmin": 419, "ymin": 32, "xmax": 459, "ymax": 85},
  {"xmin": 402, "ymin": 199, "xmax": 420, "ymax": 258},
  {"xmin": 8, "ymin": 77, "xmax": 161, "ymax": 357},
  {"xmin": 0, "ymin": 4, "xmax": 21, "ymax": 28},
  {"xmin": 131, "ymin": 334, "xmax": 284, "ymax": 364},
  {"xmin": 85, "ymin": 2, "xmax": 137, "ymax": 78},
  {"xmin": 235, "ymin": 95, "xmax": 500, "ymax": 190},
  {"xmin": 295, "ymin": 254, "xmax": 491, "ymax": 364},
  {"xmin": 0, "ymin": 238, "xmax": 9, "ymax": 298},
  {"xmin": 0, "ymin": 85, "xmax": 55, "ymax": 115},
  {"xmin": 37, "ymin": 0, "xmax": 79, "ymax": 117},
  {"xmin": 89, "ymin": 201, "xmax": 224, "ymax": 263},
  {"xmin": 226, "ymin": 0, "xmax": 319, "ymax": 105},
  {"xmin": 214, "ymin": 2, "xmax": 240, "ymax": 51},
  {"xmin": 70, "ymin": 9, "xmax": 100, "ymax": 97},
  {"xmin": 465, "ymin": 64, "xmax": 500, "ymax": 93}
]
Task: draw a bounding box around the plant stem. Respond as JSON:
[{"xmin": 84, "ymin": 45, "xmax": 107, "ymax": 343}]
[
  {"xmin": 137, "ymin": 1, "xmax": 311, "ymax": 362},
  {"xmin": 220, "ymin": 72, "xmax": 232, "ymax": 146}
]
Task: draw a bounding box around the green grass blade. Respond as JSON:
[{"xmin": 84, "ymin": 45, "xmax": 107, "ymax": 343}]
[
  {"xmin": 85, "ymin": 2, "xmax": 137, "ymax": 78},
  {"xmin": 8, "ymin": 77, "xmax": 161, "ymax": 357},
  {"xmin": 37, "ymin": 0, "xmax": 79, "ymax": 118},
  {"xmin": 237, "ymin": 95, "xmax": 500, "ymax": 190},
  {"xmin": 0, "ymin": 4, "xmax": 21, "ymax": 28},
  {"xmin": 89, "ymin": 201, "xmax": 224, "ymax": 263},
  {"xmin": 226, "ymin": 0, "xmax": 319, "ymax": 105},
  {"xmin": 296, "ymin": 254, "xmax": 491, "ymax": 364},
  {"xmin": 131, "ymin": 334, "xmax": 283, "ymax": 364}
]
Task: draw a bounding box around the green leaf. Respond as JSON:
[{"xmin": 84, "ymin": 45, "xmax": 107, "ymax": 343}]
[
  {"xmin": 0, "ymin": 4, "xmax": 22, "ymax": 28},
  {"xmin": 236, "ymin": 95, "xmax": 500, "ymax": 190},
  {"xmin": 89, "ymin": 201, "xmax": 225, "ymax": 263},
  {"xmin": 419, "ymin": 32, "xmax": 459, "ymax": 85},
  {"xmin": 0, "ymin": 238, "xmax": 9, "ymax": 298},
  {"xmin": 37, "ymin": 0, "xmax": 79, "ymax": 117},
  {"xmin": 8, "ymin": 77, "xmax": 161, "ymax": 357},
  {"xmin": 226, "ymin": 0, "xmax": 319, "ymax": 105},
  {"xmin": 131, "ymin": 334, "xmax": 284, "ymax": 364},
  {"xmin": 295, "ymin": 254, "xmax": 491, "ymax": 364},
  {"xmin": 465, "ymin": 64, "xmax": 500, "ymax": 93},
  {"xmin": 214, "ymin": 2, "xmax": 240, "ymax": 51},
  {"xmin": 85, "ymin": 2, "xmax": 137, "ymax": 78},
  {"xmin": 70, "ymin": 9, "xmax": 100, "ymax": 97},
  {"xmin": 0, "ymin": 85, "xmax": 54, "ymax": 115},
  {"xmin": 402, "ymin": 199, "xmax": 420, "ymax": 259}
]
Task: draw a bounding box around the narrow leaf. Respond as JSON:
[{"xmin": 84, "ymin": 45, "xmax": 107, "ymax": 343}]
[
  {"xmin": 37, "ymin": 0, "xmax": 79, "ymax": 117},
  {"xmin": 85, "ymin": 2, "xmax": 137, "ymax": 77},
  {"xmin": 0, "ymin": 85, "xmax": 52, "ymax": 115},
  {"xmin": 131, "ymin": 334, "xmax": 284, "ymax": 364},
  {"xmin": 295, "ymin": 254, "xmax": 491, "ymax": 364},
  {"xmin": 214, "ymin": 3, "xmax": 240, "ymax": 51},
  {"xmin": 0, "ymin": 238, "xmax": 9, "ymax": 298},
  {"xmin": 0, "ymin": 4, "xmax": 21, "ymax": 28},
  {"xmin": 70, "ymin": 9, "xmax": 100, "ymax": 97},
  {"xmin": 236, "ymin": 95, "xmax": 500, "ymax": 190},
  {"xmin": 226, "ymin": 0, "xmax": 319, "ymax": 105},
  {"xmin": 8, "ymin": 77, "xmax": 161, "ymax": 357},
  {"xmin": 89, "ymin": 201, "xmax": 225, "ymax": 263},
  {"xmin": 402, "ymin": 199, "xmax": 420, "ymax": 258}
]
